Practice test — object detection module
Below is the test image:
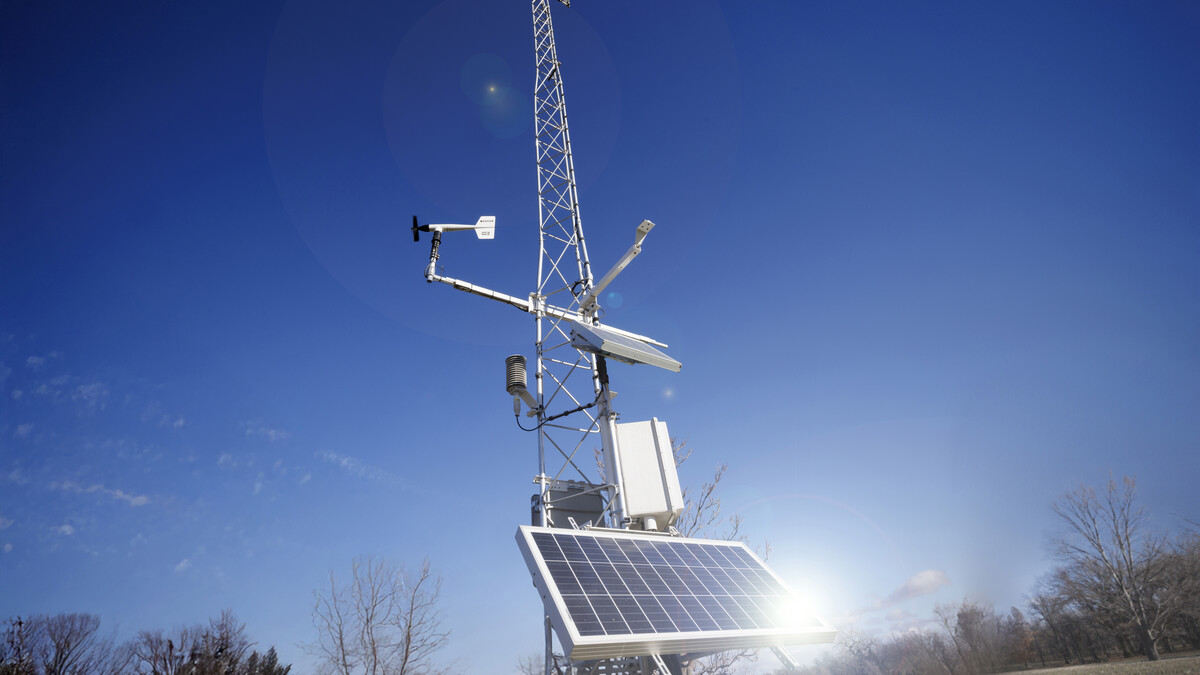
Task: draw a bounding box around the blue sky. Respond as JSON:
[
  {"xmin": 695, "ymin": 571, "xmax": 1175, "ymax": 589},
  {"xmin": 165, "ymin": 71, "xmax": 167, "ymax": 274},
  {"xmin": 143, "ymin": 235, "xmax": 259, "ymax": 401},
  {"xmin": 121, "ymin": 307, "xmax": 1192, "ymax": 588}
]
[{"xmin": 2, "ymin": 0, "xmax": 1198, "ymax": 671}]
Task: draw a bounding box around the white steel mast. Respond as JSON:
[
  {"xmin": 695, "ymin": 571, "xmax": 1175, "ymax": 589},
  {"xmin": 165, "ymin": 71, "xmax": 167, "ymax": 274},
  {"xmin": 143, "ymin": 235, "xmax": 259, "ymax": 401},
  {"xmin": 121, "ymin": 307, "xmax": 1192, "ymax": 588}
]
[
  {"xmin": 530, "ymin": 0, "xmax": 628, "ymax": 531},
  {"xmin": 530, "ymin": 4, "xmax": 663, "ymax": 672}
]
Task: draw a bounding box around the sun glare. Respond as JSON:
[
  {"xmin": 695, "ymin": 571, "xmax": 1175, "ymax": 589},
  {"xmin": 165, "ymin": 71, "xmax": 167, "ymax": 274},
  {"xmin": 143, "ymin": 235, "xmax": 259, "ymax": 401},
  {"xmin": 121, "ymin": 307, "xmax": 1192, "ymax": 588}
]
[{"xmin": 777, "ymin": 591, "xmax": 820, "ymax": 627}]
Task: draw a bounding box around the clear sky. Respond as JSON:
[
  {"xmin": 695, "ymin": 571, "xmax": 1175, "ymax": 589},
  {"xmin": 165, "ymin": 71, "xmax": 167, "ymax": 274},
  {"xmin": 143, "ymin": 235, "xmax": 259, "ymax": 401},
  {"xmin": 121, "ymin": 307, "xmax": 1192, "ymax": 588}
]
[{"xmin": 2, "ymin": 0, "xmax": 1198, "ymax": 672}]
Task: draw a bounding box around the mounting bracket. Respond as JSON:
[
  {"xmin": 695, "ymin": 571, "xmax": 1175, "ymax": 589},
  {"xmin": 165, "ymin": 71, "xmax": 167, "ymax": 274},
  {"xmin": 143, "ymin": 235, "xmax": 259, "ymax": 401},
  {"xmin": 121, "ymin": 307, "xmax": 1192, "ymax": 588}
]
[{"xmin": 772, "ymin": 646, "xmax": 801, "ymax": 671}]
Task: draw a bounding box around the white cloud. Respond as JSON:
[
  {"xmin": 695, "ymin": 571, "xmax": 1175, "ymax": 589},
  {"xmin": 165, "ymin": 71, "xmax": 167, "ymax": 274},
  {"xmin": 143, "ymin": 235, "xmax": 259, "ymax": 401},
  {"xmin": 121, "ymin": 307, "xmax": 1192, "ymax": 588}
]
[
  {"xmin": 0, "ymin": 516, "xmax": 12, "ymax": 529},
  {"xmin": 110, "ymin": 488, "xmax": 150, "ymax": 507},
  {"xmin": 154, "ymin": 414, "xmax": 186, "ymax": 429},
  {"xmin": 299, "ymin": 473, "xmax": 312, "ymax": 485},
  {"xmin": 26, "ymin": 356, "xmax": 45, "ymax": 369},
  {"xmin": 140, "ymin": 402, "xmax": 186, "ymax": 428},
  {"xmin": 140, "ymin": 402, "xmax": 162, "ymax": 422},
  {"xmin": 243, "ymin": 421, "xmax": 290, "ymax": 442},
  {"xmin": 2, "ymin": 543, "xmax": 11, "ymax": 553},
  {"xmin": 218, "ymin": 453, "xmax": 235, "ymax": 467},
  {"xmin": 11, "ymin": 389, "xmax": 22, "ymax": 400},
  {"xmin": 52, "ymin": 480, "xmax": 151, "ymax": 507},
  {"xmin": 56, "ymin": 524, "xmax": 75, "ymax": 536},
  {"xmin": 174, "ymin": 558, "xmax": 191, "ymax": 572},
  {"xmin": 4, "ymin": 469, "xmax": 29, "ymax": 485},
  {"xmin": 33, "ymin": 373, "xmax": 71, "ymax": 398},
  {"xmin": 871, "ymin": 570, "xmax": 951, "ymax": 610},
  {"xmin": 105, "ymin": 438, "xmax": 159, "ymax": 461},
  {"xmin": 14, "ymin": 424, "xmax": 33, "ymax": 438},
  {"xmin": 73, "ymin": 382, "xmax": 109, "ymax": 412},
  {"xmin": 317, "ymin": 451, "xmax": 402, "ymax": 486},
  {"xmin": 253, "ymin": 481, "xmax": 262, "ymax": 495}
]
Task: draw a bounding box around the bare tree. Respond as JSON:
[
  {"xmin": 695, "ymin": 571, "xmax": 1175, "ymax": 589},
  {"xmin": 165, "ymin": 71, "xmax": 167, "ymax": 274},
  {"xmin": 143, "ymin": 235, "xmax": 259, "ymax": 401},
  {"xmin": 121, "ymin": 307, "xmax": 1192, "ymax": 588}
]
[
  {"xmin": 1003, "ymin": 607, "xmax": 1034, "ymax": 669},
  {"xmin": 934, "ymin": 602, "xmax": 969, "ymax": 674},
  {"xmin": 308, "ymin": 557, "xmax": 449, "ymax": 675},
  {"xmin": 2, "ymin": 615, "xmax": 129, "ymax": 675},
  {"xmin": 36, "ymin": 614, "xmax": 132, "ymax": 675},
  {"xmin": 781, "ymin": 628, "xmax": 956, "ymax": 675},
  {"xmin": 186, "ymin": 610, "xmax": 251, "ymax": 675},
  {"xmin": 36, "ymin": 614, "xmax": 97, "ymax": 675},
  {"xmin": 1, "ymin": 617, "xmax": 39, "ymax": 675},
  {"xmin": 129, "ymin": 626, "xmax": 196, "ymax": 675},
  {"xmin": 128, "ymin": 611, "xmax": 254, "ymax": 675},
  {"xmin": 513, "ymin": 654, "xmax": 542, "ymax": 675},
  {"xmin": 1170, "ymin": 534, "xmax": 1200, "ymax": 649},
  {"xmin": 1052, "ymin": 474, "xmax": 1188, "ymax": 661},
  {"xmin": 1028, "ymin": 584, "xmax": 1075, "ymax": 665}
]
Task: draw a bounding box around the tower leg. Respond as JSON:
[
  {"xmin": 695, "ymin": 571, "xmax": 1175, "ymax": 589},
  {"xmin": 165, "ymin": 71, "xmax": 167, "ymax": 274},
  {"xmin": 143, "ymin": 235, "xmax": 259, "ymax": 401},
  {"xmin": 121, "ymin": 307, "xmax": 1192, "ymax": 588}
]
[{"xmin": 544, "ymin": 616, "xmax": 555, "ymax": 675}]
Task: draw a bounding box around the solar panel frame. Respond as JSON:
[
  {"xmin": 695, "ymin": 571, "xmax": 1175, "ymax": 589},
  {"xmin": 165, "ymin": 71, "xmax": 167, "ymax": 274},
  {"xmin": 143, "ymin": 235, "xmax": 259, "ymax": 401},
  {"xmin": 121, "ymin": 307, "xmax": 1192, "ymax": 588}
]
[
  {"xmin": 516, "ymin": 525, "xmax": 836, "ymax": 661},
  {"xmin": 569, "ymin": 322, "xmax": 683, "ymax": 373}
]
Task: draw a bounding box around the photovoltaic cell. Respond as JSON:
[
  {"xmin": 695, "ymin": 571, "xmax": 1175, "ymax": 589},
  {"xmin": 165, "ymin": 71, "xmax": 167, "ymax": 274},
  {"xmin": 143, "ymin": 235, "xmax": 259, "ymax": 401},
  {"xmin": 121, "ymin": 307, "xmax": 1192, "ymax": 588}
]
[{"xmin": 518, "ymin": 526, "xmax": 838, "ymax": 663}]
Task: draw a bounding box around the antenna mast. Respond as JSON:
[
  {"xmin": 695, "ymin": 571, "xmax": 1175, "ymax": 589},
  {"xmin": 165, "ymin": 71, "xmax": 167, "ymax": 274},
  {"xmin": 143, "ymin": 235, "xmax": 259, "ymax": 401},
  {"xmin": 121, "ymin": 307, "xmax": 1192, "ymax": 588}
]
[{"xmin": 529, "ymin": 0, "xmax": 626, "ymax": 529}]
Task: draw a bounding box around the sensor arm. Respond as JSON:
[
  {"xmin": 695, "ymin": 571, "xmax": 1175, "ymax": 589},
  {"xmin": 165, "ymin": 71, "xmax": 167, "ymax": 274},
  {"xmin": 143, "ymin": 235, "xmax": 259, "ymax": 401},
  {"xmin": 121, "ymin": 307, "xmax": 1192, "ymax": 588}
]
[
  {"xmin": 578, "ymin": 220, "xmax": 654, "ymax": 317},
  {"xmin": 424, "ymin": 268, "xmax": 668, "ymax": 348}
]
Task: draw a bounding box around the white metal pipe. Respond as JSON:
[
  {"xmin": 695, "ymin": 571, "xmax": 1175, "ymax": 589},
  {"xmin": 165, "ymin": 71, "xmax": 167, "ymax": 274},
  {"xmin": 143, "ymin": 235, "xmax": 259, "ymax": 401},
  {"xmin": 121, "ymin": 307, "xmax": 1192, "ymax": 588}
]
[{"xmin": 427, "ymin": 272, "xmax": 669, "ymax": 347}]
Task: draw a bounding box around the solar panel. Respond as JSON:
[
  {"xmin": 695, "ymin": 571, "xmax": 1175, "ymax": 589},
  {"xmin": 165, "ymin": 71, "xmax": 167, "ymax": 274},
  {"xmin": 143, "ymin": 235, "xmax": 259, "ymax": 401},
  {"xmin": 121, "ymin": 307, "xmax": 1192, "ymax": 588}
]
[
  {"xmin": 515, "ymin": 525, "xmax": 835, "ymax": 661},
  {"xmin": 570, "ymin": 322, "xmax": 682, "ymax": 373}
]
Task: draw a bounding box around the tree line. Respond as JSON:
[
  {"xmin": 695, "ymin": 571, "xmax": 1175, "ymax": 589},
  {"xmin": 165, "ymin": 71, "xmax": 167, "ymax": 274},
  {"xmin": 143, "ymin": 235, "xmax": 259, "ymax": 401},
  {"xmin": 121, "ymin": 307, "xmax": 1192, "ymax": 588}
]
[
  {"xmin": 6, "ymin": 472, "xmax": 1195, "ymax": 675},
  {"xmin": 1, "ymin": 611, "xmax": 290, "ymax": 675},
  {"xmin": 790, "ymin": 476, "xmax": 1200, "ymax": 674}
]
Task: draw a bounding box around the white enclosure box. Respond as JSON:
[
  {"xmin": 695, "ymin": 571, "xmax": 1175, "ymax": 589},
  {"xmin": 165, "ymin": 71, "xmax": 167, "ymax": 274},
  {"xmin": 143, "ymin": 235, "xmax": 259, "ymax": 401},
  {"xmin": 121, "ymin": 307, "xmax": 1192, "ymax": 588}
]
[{"xmin": 611, "ymin": 418, "xmax": 683, "ymax": 529}]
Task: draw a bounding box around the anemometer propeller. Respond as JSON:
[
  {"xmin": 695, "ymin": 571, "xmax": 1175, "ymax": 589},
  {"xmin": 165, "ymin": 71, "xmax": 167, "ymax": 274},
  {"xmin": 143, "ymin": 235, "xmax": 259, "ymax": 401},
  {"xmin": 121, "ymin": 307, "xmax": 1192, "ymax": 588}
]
[
  {"xmin": 411, "ymin": 215, "xmax": 495, "ymax": 242},
  {"xmin": 413, "ymin": 215, "xmax": 496, "ymax": 284}
]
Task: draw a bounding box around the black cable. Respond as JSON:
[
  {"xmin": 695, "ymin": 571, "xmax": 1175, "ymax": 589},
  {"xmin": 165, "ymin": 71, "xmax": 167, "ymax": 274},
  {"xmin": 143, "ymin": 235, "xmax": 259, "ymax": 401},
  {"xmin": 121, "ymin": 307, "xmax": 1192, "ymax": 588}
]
[
  {"xmin": 514, "ymin": 413, "xmax": 544, "ymax": 432},
  {"xmin": 513, "ymin": 391, "xmax": 603, "ymax": 432}
]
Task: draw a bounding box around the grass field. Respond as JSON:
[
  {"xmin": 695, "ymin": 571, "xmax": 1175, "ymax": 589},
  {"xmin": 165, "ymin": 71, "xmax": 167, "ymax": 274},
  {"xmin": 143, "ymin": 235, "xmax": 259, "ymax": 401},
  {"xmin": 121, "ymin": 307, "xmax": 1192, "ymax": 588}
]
[{"xmin": 1022, "ymin": 654, "xmax": 1200, "ymax": 674}]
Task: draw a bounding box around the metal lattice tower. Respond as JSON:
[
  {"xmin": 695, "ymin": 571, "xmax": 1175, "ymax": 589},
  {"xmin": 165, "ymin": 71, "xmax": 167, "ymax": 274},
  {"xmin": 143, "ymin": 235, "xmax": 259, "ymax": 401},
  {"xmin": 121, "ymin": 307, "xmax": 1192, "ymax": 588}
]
[
  {"xmin": 531, "ymin": 3, "xmax": 648, "ymax": 671},
  {"xmin": 529, "ymin": 0, "xmax": 619, "ymax": 525}
]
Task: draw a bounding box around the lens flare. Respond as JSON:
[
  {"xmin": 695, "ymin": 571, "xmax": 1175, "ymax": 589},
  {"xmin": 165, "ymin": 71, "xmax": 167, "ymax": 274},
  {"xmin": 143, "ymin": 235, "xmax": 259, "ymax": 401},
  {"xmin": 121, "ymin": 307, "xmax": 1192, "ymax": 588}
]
[
  {"xmin": 460, "ymin": 53, "xmax": 511, "ymax": 104},
  {"xmin": 779, "ymin": 588, "xmax": 819, "ymax": 625}
]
